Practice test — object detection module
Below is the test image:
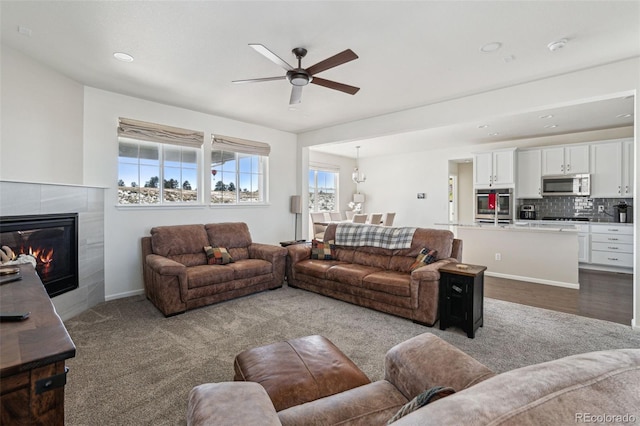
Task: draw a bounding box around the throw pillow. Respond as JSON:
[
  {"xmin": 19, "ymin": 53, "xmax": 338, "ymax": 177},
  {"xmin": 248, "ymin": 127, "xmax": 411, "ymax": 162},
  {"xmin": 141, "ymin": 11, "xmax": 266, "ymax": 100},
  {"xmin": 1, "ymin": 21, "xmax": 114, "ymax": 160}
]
[
  {"xmin": 387, "ymin": 386, "xmax": 456, "ymax": 424},
  {"xmin": 409, "ymin": 247, "xmax": 438, "ymax": 271},
  {"xmin": 311, "ymin": 239, "xmax": 336, "ymax": 260},
  {"xmin": 204, "ymin": 246, "xmax": 234, "ymax": 265}
]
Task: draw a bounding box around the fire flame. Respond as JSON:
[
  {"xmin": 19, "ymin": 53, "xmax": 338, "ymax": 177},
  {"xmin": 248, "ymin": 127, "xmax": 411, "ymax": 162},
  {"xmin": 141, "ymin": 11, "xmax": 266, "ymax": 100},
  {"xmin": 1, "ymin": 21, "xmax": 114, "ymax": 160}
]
[{"xmin": 28, "ymin": 246, "xmax": 54, "ymax": 267}]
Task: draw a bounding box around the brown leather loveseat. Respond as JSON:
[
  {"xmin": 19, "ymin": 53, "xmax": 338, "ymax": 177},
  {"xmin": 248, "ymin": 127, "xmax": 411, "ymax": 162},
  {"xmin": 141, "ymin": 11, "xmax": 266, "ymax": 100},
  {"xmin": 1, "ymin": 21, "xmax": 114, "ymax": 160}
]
[
  {"xmin": 286, "ymin": 223, "xmax": 462, "ymax": 325},
  {"xmin": 141, "ymin": 222, "xmax": 287, "ymax": 316}
]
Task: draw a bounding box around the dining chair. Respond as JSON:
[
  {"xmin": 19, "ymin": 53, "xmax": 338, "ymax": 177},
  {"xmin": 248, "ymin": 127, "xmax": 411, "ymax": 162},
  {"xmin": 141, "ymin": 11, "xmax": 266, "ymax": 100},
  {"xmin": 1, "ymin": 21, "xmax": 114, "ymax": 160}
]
[
  {"xmin": 345, "ymin": 211, "xmax": 355, "ymax": 220},
  {"xmin": 352, "ymin": 214, "xmax": 368, "ymax": 223},
  {"xmin": 382, "ymin": 212, "xmax": 396, "ymax": 226},
  {"xmin": 310, "ymin": 212, "xmax": 328, "ymax": 240},
  {"xmin": 368, "ymin": 213, "xmax": 383, "ymax": 225},
  {"xmin": 330, "ymin": 211, "xmax": 343, "ymax": 221}
]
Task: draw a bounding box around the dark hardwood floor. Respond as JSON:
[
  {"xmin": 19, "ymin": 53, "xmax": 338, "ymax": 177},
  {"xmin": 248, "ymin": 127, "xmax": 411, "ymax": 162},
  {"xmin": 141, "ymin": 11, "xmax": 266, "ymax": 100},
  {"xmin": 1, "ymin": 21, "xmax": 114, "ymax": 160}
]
[{"xmin": 484, "ymin": 269, "xmax": 633, "ymax": 325}]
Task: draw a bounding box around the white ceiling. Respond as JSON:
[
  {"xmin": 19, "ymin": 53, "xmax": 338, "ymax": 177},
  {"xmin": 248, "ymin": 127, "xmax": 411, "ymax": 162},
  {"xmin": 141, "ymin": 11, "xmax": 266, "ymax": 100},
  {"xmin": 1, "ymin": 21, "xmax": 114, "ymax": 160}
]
[{"xmin": 1, "ymin": 1, "xmax": 638, "ymax": 157}]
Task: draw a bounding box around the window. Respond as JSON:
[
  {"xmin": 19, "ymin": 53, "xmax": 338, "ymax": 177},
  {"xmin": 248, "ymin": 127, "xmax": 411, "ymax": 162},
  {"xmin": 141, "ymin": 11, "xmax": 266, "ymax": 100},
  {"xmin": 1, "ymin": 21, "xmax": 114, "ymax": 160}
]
[
  {"xmin": 117, "ymin": 118, "xmax": 203, "ymax": 205},
  {"xmin": 309, "ymin": 166, "xmax": 338, "ymax": 212},
  {"xmin": 211, "ymin": 135, "xmax": 269, "ymax": 204}
]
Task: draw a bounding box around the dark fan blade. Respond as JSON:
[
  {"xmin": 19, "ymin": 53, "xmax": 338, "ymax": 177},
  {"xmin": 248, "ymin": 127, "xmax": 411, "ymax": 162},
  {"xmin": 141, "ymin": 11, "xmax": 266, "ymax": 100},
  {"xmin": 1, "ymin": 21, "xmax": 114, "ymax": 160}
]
[
  {"xmin": 289, "ymin": 86, "xmax": 303, "ymax": 104},
  {"xmin": 306, "ymin": 49, "xmax": 358, "ymax": 76},
  {"xmin": 311, "ymin": 77, "xmax": 360, "ymax": 95},
  {"xmin": 249, "ymin": 44, "xmax": 293, "ymax": 71},
  {"xmin": 232, "ymin": 76, "xmax": 286, "ymax": 84}
]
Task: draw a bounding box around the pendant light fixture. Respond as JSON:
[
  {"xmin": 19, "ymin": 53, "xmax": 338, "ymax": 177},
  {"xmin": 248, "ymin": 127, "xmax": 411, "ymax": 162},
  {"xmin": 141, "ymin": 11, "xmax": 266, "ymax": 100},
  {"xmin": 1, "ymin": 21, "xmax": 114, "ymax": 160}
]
[{"xmin": 352, "ymin": 146, "xmax": 366, "ymax": 184}]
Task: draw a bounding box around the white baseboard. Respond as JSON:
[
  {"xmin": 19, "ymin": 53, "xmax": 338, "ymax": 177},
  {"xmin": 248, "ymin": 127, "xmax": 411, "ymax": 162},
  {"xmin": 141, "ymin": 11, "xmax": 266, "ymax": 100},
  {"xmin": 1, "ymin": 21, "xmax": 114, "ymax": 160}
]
[
  {"xmin": 485, "ymin": 271, "xmax": 580, "ymax": 290},
  {"xmin": 105, "ymin": 289, "xmax": 145, "ymax": 302}
]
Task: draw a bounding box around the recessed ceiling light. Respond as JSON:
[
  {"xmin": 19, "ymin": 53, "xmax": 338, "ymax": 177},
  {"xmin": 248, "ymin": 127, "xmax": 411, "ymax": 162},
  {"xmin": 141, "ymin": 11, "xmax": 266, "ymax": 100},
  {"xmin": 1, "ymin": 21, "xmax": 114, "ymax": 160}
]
[
  {"xmin": 539, "ymin": 114, "xmax": 554, "ymax": 119},
  {"xmin": 478, "ymin": 124, "xmax": 489, "ymax": 129},
  {"xmin": 547, "ymin": 38, "xmax": 568, "ymax": 52},
  {"xmin": 544, "ymin": 124, "xmax": 558, "ymax": 129},
  {"xmin": 616, "ymin": 113, "xmax": 632, "ymax": 118},
  {"xmin": 17, "ymin": 26, "xmax": 32, "ymax": 37},
  {"xmin": 113, "ymin": 52, "xmax": 134, "ymax": 62},
  {"xmin": 480, "ymin": 42, "xmax": 502, "ymax": 53},
  {"xmin": 488, "ymin": 132, "xmax": 499, "ymax": 136}
]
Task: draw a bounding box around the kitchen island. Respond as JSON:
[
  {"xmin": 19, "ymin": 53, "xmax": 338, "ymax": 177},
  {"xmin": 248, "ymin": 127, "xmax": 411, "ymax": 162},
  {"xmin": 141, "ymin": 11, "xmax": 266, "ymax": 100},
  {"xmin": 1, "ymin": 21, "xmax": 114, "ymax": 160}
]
[{"xmin": 439, "ymin": 222, "xmax": 579, "ymax": 288}]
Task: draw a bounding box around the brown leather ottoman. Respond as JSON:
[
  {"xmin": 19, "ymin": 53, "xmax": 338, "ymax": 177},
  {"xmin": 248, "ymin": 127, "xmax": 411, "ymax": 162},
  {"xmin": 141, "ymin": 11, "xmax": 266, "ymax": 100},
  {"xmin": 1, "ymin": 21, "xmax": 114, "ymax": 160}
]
[{"xmin": 234, "ymin": 335, "xmax": 371, "ymax": 411}]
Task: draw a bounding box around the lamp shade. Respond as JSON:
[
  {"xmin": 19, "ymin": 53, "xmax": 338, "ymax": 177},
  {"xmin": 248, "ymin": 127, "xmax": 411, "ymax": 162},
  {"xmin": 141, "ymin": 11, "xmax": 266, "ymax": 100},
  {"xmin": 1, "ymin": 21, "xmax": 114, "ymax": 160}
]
[
  {"xmin": 290, "ymin": 195, "xmax": 302, "ymax": 214},
  {"xmin": 353, "ymin": 193, "xmax": 365, "ymax": 203}
]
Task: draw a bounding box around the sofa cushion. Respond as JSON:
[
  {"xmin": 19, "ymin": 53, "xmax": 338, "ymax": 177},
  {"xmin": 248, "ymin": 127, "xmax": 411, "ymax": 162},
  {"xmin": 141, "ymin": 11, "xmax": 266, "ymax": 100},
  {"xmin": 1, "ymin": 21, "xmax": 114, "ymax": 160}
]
[
  {"xmin": 229, "ymin": 259, "xmax": 272, "ymax": 280},
  {"xmin": 362, "ymin": 271, "xmax": 412, "ymax": 297},
  {"xmin": 311, "ymin": 239, "xmax": 335, "ymax": 260},
  {"xmin": 326, "ymin": 264, "xmax": 383, "ymax": 287},
  {"xmin": 206, "ymin": 222, "xmax": 252, "ymax": 251},
  {"xmin": 204, "ymin": 246, "xmax": 234, "ymax": 265},
  {"xmin": 151, "ymin": 224, "xmax": 209, "ymax": 265},
  {"xmin": 187, "ymin": 264, "xmax": 235, "ymax": 289},
  {"xmin": 395, "ymin": 349, "xmax": 640, "ymax": 426},
  {"xmin": 278, "ymin": 380, "xmax": 407, "ymax": 426},
  {"xmin": 295, "ymin": 259, "xmax": 346, "ymax": 279}
]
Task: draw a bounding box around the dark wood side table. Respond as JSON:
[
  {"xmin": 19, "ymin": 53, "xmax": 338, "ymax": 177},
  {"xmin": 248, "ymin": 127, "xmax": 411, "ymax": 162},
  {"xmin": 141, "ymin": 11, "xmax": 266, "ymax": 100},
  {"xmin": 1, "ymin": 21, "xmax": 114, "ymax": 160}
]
[
  {"xmin": 438, "ymin": 263, "xmax": 487, "ymax": 338},
  {"xmin": 1, "ymin": 264, "xmax": 76, "ymax": 425}
]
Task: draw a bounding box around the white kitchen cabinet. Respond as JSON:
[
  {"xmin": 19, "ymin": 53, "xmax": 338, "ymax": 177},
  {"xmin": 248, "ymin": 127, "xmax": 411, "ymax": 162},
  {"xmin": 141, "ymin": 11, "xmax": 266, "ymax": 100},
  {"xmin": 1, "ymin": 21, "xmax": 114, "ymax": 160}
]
[
  {"xmin": 516, "ymin": 149, "xmax": 542, "ymax": 198},
  {"xmin": 542, "ymin": 144, "xmax": 589, "ymax": 176},
  {"xmin": 474, "ymin": 149, "xmax": 515, "ymax": 188},
  {"xmin": 590, "ymin": 139, "xmax": 633, "ymax": 197},
  {"xmin": 576, "ymin": 223, "xmax": 590, "ymax": 263},
  {"xmin": 589, "ymin": 223, "xmax": 633, "ymax": 269}
]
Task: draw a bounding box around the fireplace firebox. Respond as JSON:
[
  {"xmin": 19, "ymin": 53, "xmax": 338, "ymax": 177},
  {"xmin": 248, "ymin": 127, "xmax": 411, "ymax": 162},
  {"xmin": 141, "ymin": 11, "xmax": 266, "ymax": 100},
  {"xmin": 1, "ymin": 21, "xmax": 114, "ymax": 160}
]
[{"xmin": 0, "ymin": 213, "xmax": 78, "ymax": 297}]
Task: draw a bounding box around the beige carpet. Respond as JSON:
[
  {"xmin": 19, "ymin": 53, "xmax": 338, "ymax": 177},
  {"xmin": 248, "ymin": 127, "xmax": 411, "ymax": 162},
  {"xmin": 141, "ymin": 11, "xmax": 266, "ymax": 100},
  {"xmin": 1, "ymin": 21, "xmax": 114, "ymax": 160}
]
[{"xmin": 63, "ymin": 284, "xmax": 640, "ymax": 425}]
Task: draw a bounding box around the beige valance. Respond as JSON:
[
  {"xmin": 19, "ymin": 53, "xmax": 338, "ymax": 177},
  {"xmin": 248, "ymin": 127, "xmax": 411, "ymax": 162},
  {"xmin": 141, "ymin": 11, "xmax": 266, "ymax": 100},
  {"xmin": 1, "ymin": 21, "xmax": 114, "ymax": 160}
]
[
  {"xmin": 212, "ymin": 134, "xmax": 271, "ymax": 156},
  {"xmin": 118, "ymin": 118, "xmax": 204, "ymax": 148}
]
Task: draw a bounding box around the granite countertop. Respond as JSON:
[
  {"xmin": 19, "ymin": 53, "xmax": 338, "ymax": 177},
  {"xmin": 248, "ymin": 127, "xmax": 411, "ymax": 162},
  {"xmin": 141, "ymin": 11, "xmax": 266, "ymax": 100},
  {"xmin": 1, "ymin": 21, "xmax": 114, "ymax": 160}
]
[{"xmin": 436, "ymin": 222, "xmax": 579, "ymax": 233}]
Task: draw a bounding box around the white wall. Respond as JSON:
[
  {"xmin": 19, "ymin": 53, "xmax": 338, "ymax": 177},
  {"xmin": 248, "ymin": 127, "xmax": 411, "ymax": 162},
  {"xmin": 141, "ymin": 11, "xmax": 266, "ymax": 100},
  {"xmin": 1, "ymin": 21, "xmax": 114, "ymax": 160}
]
[
  {"xmin": 83, "ymin": 88, "xmax": 297, "ymax": 299},
  {"xmin": 1, "ymin": 46, "xmax": 84, "ymax": 184}
]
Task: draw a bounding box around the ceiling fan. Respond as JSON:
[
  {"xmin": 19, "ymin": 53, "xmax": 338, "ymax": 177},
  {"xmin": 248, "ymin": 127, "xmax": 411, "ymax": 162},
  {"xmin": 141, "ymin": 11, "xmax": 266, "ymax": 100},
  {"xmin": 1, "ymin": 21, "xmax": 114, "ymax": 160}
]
[{"xmin": 233, "ymin": 44, "xmax": 360, "ymax": 105}]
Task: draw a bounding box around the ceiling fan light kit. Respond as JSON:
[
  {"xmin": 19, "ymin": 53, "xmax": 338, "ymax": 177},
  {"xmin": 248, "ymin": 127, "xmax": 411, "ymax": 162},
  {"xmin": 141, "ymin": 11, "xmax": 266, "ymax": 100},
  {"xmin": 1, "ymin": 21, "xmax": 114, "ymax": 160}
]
[{"xmin": 234, "ymin": 44, "xmax": 359, "ymax": 105}]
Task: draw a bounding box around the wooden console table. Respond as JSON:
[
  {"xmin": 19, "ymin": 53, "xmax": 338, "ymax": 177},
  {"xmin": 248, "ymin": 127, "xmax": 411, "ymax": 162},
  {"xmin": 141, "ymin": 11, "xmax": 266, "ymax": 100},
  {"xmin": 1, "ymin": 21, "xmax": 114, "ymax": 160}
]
[{"xmin": 0, "ymin": 264, "xmax": 76, "ymax": 425}]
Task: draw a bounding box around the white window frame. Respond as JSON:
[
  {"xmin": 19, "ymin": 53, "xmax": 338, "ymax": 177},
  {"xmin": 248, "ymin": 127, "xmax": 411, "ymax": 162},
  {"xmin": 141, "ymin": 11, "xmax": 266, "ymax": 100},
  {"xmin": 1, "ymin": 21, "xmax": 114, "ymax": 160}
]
[
  {"xmin": 309, "ymin": 164, "xmax": 339, "ymax": 212},
  {"xmin": 117, "ymin": 137, "xmax": 202, "ymax": 205},
  {"xmin": 209, "ymin": 135, "xmax": 271, "ymax": 207},
  {"xmin": 117, "ymin": 118, "xmax": 204, "ymax": 206}
]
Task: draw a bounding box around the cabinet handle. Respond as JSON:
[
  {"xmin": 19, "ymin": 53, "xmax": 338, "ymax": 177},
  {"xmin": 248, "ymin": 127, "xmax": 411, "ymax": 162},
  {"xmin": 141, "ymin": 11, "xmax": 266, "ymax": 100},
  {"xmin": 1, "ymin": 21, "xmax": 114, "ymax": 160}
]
[
  {"xmin": 608, "ymin": 238, "xmax": 619, "ymax": 241},
  {"xmin": 618, "ymin": 186, "xmax": 621, "ymax": 195},
  {"xmin": 607, "ymin": 257, "xmax": 619, "ymax": 261},
  {"xmin": 566, "ymin": 164, "xmax": 570, "ymax": 171},
  {"xmin": 607, "ymin": 229, "xmax": 619, "ymax": 232},
  {"xmin": 607, "ymin": 246, "xmax": 619, "ymax": 250},
  {"xmin": 561, "ymin": 165, "xmax": 564, "ymax": 172},
  {"xmin": 625, "ymin": 185, "xmax": 629, "ymax": 193}
]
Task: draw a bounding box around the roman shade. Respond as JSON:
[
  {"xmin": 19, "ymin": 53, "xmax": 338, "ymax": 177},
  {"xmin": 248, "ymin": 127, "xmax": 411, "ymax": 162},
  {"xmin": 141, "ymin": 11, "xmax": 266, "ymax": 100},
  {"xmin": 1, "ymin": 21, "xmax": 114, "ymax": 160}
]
[
  {"xmin": 212, "ymin": 135, "xmax": 271, "ymax": 156},
  {"xmin": 118, "ymin": 118, "xmax": 204, "ymax": 148}
]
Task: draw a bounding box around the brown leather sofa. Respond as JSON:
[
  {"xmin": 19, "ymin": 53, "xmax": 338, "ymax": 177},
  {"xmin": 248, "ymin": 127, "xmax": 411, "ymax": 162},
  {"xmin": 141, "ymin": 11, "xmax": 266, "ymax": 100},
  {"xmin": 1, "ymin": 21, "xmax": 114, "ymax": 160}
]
[
  {"xmin": 187, "ymin": 333, "xmax": 640, "ymax": 426},
  {"xmin": 141, "ymin": 222, "xmax": 287, "ymax": 316},
  {"xmin": 286, "ymin": 223, "xmax": 462, "ymax": 325}
]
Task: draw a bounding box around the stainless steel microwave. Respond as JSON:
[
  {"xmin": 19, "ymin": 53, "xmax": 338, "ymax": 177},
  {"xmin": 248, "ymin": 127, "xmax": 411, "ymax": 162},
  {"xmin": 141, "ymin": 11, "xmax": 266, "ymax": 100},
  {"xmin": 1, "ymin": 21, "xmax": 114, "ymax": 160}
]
[{"xmin": 541, "ymin": 174, "xmax": 590, "ymax": 196}]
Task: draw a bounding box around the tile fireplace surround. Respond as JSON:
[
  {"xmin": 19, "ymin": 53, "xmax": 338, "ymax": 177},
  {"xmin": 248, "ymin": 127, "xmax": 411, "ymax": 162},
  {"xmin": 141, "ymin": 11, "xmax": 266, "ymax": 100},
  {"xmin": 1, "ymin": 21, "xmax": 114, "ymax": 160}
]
[{"xmin": 0, "ymin": 181, "xmax": 105, "ymax": 320}]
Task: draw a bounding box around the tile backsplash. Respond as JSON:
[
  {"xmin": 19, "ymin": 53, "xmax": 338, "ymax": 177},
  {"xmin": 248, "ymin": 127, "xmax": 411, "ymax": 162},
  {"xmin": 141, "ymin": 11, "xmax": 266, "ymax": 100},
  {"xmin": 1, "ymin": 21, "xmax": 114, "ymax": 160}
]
[{"xmin": 518, "ymin": 197, "xmax": 633, "ymax": 222}]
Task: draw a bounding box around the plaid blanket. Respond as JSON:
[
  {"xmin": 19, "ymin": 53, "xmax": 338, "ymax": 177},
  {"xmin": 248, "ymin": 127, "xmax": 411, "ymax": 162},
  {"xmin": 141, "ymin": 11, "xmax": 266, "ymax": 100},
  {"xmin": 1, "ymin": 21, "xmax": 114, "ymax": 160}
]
[{"xmin": 335, "ymin": 223, "xmax": 417, "ymax": 249}]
